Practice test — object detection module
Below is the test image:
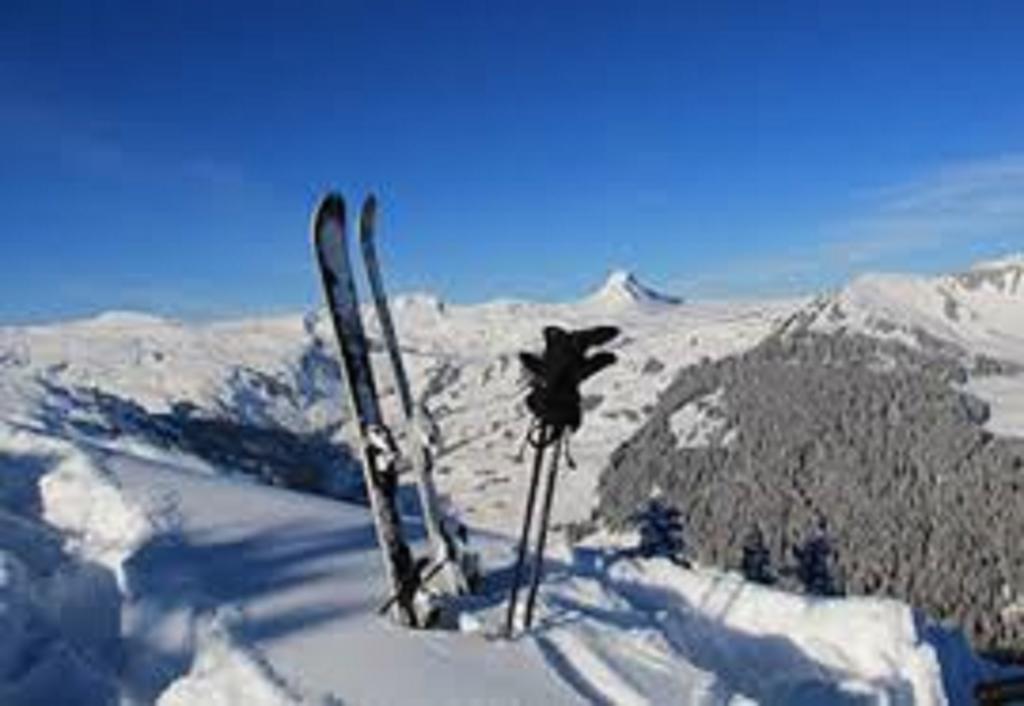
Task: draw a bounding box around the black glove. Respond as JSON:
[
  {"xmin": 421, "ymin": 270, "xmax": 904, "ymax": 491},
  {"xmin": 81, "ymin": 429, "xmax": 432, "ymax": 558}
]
[{"xmin": 520, "ymin": 325, "xmax": 619, "ymax": 433}]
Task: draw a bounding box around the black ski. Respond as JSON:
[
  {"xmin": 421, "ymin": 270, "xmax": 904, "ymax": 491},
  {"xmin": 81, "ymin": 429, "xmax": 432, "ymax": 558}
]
[{"xmin": 311, "ymin": 193, "xmax": 419, "ymax": 626}]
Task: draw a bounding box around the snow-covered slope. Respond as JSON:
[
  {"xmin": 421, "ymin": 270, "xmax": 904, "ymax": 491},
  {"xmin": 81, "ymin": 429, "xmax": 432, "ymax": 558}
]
[
  {"xmin": 0, "ymin": 421, "xmax": 584, "ymax": 705},
  {"xmin": 1, "ymin": 266, "xmax": 1018, "ymax": 704},
  {"xmin": 788, "ymin": 257, "xmax": 1024, "ymax": 365},
  {"xmin": 594, "ymin": 256, "xmax": 1024, "ymax": 661},
  {"xmin": 0, "ymin": 272, "xmax": 797, "ymax": 534},
  {"xmin": 0, "ymin": 418, "xmax": 994, "ymax": 705},
  {"xmin": 781, "ymin": 257, "xmax": 1024, "ymax": 441},
  {"xmin": 0, "ymin": 311, "xmax": 342, "ymax": 432}
]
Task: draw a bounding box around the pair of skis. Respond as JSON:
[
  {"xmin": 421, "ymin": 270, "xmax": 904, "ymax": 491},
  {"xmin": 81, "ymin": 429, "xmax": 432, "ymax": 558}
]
[{"xmin": 312, "ymin": 193, "xmax": 470, "ymax": 626}]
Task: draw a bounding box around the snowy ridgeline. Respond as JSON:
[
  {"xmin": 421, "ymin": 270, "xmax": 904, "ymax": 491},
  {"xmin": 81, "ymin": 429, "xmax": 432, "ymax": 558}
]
[{"xmin": 2, "ymin": 262, "xmax": 1024, "ymax": 703}]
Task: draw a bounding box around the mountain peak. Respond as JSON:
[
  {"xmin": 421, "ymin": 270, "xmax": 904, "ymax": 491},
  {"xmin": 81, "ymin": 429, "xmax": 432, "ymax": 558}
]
[{"xmin": 588, "ymin": 269, "xmax": 682, "ymax": 308}]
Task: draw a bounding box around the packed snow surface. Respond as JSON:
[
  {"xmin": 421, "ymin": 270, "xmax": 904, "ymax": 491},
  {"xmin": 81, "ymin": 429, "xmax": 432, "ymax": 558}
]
[{"xmin": 0, "ymin": 420, "xmax": 989, "ymax": 704}]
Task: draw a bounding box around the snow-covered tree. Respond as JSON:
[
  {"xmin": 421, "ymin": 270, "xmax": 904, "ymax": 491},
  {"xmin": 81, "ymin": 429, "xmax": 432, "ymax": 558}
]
[
  {"xmin": 741, "ymin": 525, "xmax": 775, "ymax": 585},
  {"xmin": 631, "ymin": 498, "xmax": 689, "ymax": 566},
  {"xmin": 793, "ymin": 523, "xmax": 841, "ymax": 596}
]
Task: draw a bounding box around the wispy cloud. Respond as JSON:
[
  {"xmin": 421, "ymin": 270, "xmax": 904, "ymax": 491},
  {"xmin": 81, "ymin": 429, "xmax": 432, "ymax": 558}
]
[
  {"xmin": 825, "ymin": 154, "xmax": 1024, "ymax": 265},
  {"xmin": 683, "ymin": 153, "xmax": 1024, "ymax": 297},
  {"xmin": 873, "ymin": 155, "xmax": 1024, "ymax": 214}
]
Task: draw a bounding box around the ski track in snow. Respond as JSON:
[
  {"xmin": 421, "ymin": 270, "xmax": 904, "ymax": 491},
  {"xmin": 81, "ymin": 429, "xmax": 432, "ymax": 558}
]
[{"xmin": 511, "ymin": 535, "xmax": 990, "ymax": 706}]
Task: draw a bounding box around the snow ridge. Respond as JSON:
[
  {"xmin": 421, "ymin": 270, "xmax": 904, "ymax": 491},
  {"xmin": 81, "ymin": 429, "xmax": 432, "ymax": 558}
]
[
  {"xmin": 156, "ymin": 610, "xmax": 318, "ymax": 706},
  {"xmin": 784, "ymin": 257, "xmax": 1024, "ymax": 367}
]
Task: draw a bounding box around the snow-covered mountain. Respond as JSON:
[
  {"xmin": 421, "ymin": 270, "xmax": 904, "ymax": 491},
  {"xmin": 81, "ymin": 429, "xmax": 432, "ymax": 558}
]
[
  {"xmin": 600, "ymin": 257, "xmax": 1024, "ymax": 662},
  {"xmin": 584, "ymin": 269, "xmax": 684, "ymax": 309},
  {"xmin": 785, "ymin": 256, "xmax": 1024, "ymax": 366},
  {"xmin": 777, "ymin": 256, "xmax": 1024, "ymax": 440},
  {"xmin": 2, "ymin": 263, "xmax": 1020, "ymax": 704},
  {"xmin": 0, "ymin": 272, "xmax": 793, "ymax": 534}
]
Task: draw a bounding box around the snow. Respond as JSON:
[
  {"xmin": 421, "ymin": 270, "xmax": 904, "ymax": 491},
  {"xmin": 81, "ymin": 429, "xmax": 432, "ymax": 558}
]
[
  {"xmin": 3, "ymin": 425, "xmax": 980, "ymax": 705},
  {"xmin": 155, "ymin": 611, "xmax": 313, "ymax": 706},
  {"xmin": 0, "ymin": 274, "xmax": 798, "ymax": 535},
  {"xmin": 109, "ymin": 443, "xmax": 583, "ymax": 705},
  {"xmin": 794, "ymin": 258, "xmax": 1024, "ymax": 441},
  {"xmin": 610, "ymin": 560, "xmax": 947, "ymax": 704},
  {"xmin": 669, "ymin": 389, "xmax": 732, "ymax": 449},
  {"xmin": 0, "ymin": 549, "xmax": 120, "ymax": 705},
  {"xmin": 497, "ymin": 535, "xmax": 987, "ymax": 705},
  {"xmin": 0, "ymin": 264, "xmax": 1017, "ymax": 704},
  {"xmin": 807, "ymin": 263, "xmax": 1024, "ymax": 367},
  {"xmin": 585, "ymin": 269, "xmax": 683, "ymax": 309},
  {"xmin": 0, "ymin": 426, "xmax": 125, "ymax": 705},
  {"xmin": 964, "ymin": 374, "xmax": 1024, "ymax": 439},
  {"xmin": 0, "ymin": 424, "xmax": 160, "ymax": 586}
]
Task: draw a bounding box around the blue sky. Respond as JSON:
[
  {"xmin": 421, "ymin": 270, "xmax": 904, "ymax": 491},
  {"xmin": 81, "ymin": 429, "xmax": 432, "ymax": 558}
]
[{"xmin": 2, "ymin": 1, "xmax": 1024, "ymax": 323}]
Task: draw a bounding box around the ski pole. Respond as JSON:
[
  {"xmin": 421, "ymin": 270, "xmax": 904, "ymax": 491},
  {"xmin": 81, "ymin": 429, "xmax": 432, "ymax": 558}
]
[
  {"xmin": 504, "ymin": 424, "xmax": 550, "ymax": 638},
  {"xmin": 522, "ymin": 432, "xmax": 564, "ymax": 631}
]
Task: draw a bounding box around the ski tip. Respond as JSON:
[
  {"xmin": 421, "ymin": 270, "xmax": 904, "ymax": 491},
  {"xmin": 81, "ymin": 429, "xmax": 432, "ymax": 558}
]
[
  {"xmin": 360, "ymin": 194, "xmax": 378, "ymax": 236},
  {"xmin": 313, "ymin": 192, "xmax": 346, "ymax": 233}
]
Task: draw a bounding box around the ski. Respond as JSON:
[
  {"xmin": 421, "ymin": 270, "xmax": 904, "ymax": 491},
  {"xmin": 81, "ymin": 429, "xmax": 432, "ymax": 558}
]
[
  {"xmin": 358, "ymin": 195, "xmax": 474, "ymax": 596},
  {"xmin": 311, "ymin": 193, "xmax": 419, "ymax": 626}
]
